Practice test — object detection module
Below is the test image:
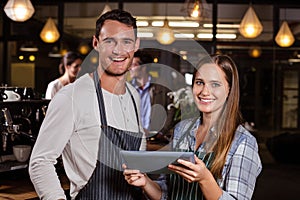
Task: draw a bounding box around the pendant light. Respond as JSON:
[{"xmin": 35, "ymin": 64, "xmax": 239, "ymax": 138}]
[
  {"xmin": 189, "ymin": 0, "xmax": 201, "ymax": 18},
  {"xmin": 100, "ymin": 4, "xmax": 112, "ymax": 16},
  {"xmin": 275, "ymin": 21, "xmax": 295, "ymax": 47},
  {"xmin": 156, "ymin": 4, "xmax": 175, "ymax": 45},
  {"xmin": 239, "ymin": 5, "xmax": 263, "ymax": 38},
  {"xmin": 4, "ymin": 0, "xmax": 35, "ymax": 22},
  {"xmin": 40, "ymin": 18, "xmax": 60, "ymax": 43}
]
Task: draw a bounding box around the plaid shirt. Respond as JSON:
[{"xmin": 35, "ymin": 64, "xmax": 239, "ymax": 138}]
[{"xmin": 157, "ymin": 117, "xmax": 262, "ymax": 200}]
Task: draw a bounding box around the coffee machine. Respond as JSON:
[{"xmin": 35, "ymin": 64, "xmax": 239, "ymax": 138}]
[{"xmin": 0, "ymin": 99, "xmax": 49, "ymax": 171}]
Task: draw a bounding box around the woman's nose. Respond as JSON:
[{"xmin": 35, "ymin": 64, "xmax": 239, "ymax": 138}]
[{"xmin": 201, "ymin": 84, "xmax": 210, "ymax": 95}]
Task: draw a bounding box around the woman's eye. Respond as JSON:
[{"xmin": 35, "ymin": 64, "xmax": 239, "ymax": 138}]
[
  {"xmin": 211, "ymin": 82, "xmax": 221, "ymax": 88},
  {"xmin": 195, "ymin": 80, "xmax": 204, "ymax": 85}
]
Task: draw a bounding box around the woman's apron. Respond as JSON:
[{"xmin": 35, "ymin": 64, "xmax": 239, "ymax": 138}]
[
  {"xmin": 168, "ymin": 119, "xmax": 215, "ymax": 200},
  {"xmin": 75, "ymin": 71, "xmax": 143, "ymax": 200}
]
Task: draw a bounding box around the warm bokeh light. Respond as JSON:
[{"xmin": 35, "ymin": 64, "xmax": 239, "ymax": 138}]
[
  {"xmin": 4, "ymin": 0, "xmax": 35, "ymax": 22},
  {"xmin": 275, "ymin": 21, "xmax": 295, "ymax": 47},
  {"xmin": 249, "ymin": 46, "xmax": 262, "ymax": 58},
  {"xmin": 40, "ymin": 18, "xmax": 60, "ymax": 43},
  {"xmin": 19, "ymin": 55, "xmax": 24, "ymax": 60},
  {"xmin": 156, "ymin": 20, "xmax": 175, "ymax": 45},
  {"xmin": 78, "ymin": 43, "xmax": 91, "ymax": 55},
  {"xmin": 190, "ymin": 1, "xmax": 201, "ymax": 18},
  {"xmin": 239, "ymin": 6, "xmax": 263, "ymax": 38},
  {"xmin": 29, "ymin": 55, "xmax": 35, "ymax": 62}
]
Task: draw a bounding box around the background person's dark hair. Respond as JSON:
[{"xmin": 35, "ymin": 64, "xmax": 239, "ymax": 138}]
[
  {"xmin": 95, "ymin": 9, "xmax": 137, "ymax": 39},
  {"xmin": 134, "ymin": 50, "xmax": 153, "ymax": 73},
  {"xmin": 134, "ymin": 50, "xmax": 153, "ymax": 65},
  {"xmin": 59, "ymin": 51, "xmax": 82, "ymax": 75}
]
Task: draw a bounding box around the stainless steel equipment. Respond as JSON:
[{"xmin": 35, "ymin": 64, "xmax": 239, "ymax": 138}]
[{"xmin": 1, "ymin": 108, "xmax": 35, "ymax": 152}]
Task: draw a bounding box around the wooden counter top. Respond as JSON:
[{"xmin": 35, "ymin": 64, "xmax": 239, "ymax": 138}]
[{"xmin": 0, "ymin": 169, "xmax": 69, "ymax": 200}]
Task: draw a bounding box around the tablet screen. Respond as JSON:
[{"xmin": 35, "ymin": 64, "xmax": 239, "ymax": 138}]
[{"xmin": 120, "ymin": 150, "xmax": 195, "ymax": 174}]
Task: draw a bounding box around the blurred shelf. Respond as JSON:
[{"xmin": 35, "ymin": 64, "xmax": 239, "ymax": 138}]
[{"xmin": 0, "ymin": 160, "xmax": 28, "ymax": 173}]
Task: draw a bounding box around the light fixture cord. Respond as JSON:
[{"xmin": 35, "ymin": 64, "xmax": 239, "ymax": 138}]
[
  {"xmin": 165, "ymin": 3, "xmax": 168, "ymax": 20},
  {"xmin": 284, "ymin": 8, "xmax": 286, "ymax": 20}
]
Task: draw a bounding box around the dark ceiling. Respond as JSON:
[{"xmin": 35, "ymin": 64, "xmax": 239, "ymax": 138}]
[{"xmin": 24, "ymin": 0, "xmax": 300, "ymax": 7}]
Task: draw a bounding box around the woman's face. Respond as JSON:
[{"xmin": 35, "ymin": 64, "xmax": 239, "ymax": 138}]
[
  {"xmin": 193, "ymin": 63, "xmax": 230, "ymax": 117},
  {"xmin": 66, "ymin": 58, "xmax": 82, "ymax": 79}
]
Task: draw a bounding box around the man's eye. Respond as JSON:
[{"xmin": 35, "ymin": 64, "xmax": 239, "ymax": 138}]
[
  {"xmin": 104, "ymin": 39, "xmax": 114, "ymax": 44},
  {"xmin": 123, "ymin": 40, "xmax": 134, "ymax": 45}
]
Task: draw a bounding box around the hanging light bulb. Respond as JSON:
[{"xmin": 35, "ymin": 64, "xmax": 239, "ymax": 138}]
[
  {"xmin": 40, "ymin": 18, "xmax": 60, "ymax": 43},
  {"xmin": 275, "ymin": 21, "xmax": 295, "ymax": 47},
  {"xmin": 156, "ymin": 19, "xmax": 175, "ymax": 45},
  {"xmin": 239, "ymin": 5, "xmax": 263, "ymax": 38},
  {"xmin": 190, "ymin": 0, "xmax": 201, "ymax": 18},
  {"xmin": 4, "ymin": 0, "xmax": 35, "ymax": 22}
]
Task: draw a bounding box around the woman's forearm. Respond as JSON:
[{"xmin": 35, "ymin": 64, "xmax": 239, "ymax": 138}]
[
  {"xmin": 198, "ymin": 168, "xmax": 222, "ymax": 200},
  {"xmin": 142, "ymin": 176, "xmax": 163, "ymax": 200}
]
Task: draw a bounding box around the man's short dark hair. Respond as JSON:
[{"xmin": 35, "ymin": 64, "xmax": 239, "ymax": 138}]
[{"xmin": 95, "ymin": 9, "xmax": 137, "ymax": 39}]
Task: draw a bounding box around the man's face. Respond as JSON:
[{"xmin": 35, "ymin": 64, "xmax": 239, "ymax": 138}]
[
  {"xmin": 94, "ymin": 20, "xmax": 139, "ymax": 77},
  {"xmin": 129, "ymin": 57, "xmax": 143, "ymax": 79}
]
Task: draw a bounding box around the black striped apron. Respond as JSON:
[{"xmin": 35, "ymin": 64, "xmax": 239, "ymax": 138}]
[
  {"xmin": 75, "ymin": 71, "xmax": 143, "ymax": 200},
  {"xmin": 168, "ymin": 120, "xmax": 215, "ymax": 200}
]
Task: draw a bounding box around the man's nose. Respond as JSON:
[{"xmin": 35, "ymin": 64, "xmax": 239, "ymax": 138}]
[{"xmin": 112, "ymin": 42, "xmax": 124, "ymax": 54}]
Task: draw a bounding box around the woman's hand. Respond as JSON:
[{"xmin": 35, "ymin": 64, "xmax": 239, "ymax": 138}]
[
  {"xmin": 168, "ymin": 155, "xmax": 209, "ymax": 183},
  {"xmin": 122, "ymin": 164, "xmax": 147, "ymax": 187},
  {"xmin": 123, "ymin": 164, "xmax": 165, "ymax": 200}
]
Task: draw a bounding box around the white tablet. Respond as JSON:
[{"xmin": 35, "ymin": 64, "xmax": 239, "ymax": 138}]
[{"xmin": 120, "ymin": 150, "xmax": 195, "ymax": 174}]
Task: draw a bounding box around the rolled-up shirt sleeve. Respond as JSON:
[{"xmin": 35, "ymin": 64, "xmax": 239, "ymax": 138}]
[
  {"xmin": 29, "ymin": 92, "xmax": 74, "ymax": 200},
  {"xmin": 219, "ymin": 133, "xmax": 262, "ymax": 200}
]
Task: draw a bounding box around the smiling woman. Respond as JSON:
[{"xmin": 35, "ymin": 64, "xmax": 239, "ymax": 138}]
[
  {"xmin": 124, "ymin": 54, "xmax": 262, "ymax": 200},
  {"xmin": 45, "ymin": 51, "xmax": 82, "ymax": 99}
]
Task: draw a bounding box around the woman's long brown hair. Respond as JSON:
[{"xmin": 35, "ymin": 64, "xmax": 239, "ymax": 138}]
[{"xmin": 195, "ymin": 54, "xmax": 243, "ymax": 179}]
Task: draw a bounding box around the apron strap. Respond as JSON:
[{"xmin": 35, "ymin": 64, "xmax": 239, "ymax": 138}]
[
  {"xmin": 93, "ymin": 70, "xmax": 139, "ymax": 131},
  {"xmin": 126, "ymin": 83, "xmax": 140, "ymax": 131},
  {"xmin": 93, "ymin": 70, "xmax": 107, "ymax": 126}
]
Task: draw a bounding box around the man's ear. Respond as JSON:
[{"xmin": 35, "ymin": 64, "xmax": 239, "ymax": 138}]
[
  {"xmin": 92, "ymin": 35, "xmax": 99, "ymax": 49},
  {"xmin": 134, "ymin": 37, "xmax": 140, "ymax": 52}
]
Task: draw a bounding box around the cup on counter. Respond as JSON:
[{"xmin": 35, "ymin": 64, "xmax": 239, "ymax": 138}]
[
  {"xmin": 3, "ymin": 90, "xmax": 21, "ymax": 102},
  {"xmin": 13, "ymin": 145, "xmax": 32, "ymax": 162}
]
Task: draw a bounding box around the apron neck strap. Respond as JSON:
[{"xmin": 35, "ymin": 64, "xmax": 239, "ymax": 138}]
[
  {"xmin": 93, "ymin": 71, "xmax": 107, "ymax": 126},
  {"xmin": 92, "ymin": 71, "xmax": 140, "ymax": 130}
]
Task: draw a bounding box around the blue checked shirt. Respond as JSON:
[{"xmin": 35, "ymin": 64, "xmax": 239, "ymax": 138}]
[
  {"xmin": 131, "ymin": 77, "xmax": 151, "ymax": 130},
  {"xmin": 156, "ymin": 117, "xmax": 262, "ymax": 200}
]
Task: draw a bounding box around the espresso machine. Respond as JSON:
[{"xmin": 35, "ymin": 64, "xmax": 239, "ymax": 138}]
[
  {"xmin": 0, "ymin": 99, "xmax": 49, "ymax": 171},
  {"xmin": 1, "ymin": 108, "xmax": 35, "ymax": 152}
]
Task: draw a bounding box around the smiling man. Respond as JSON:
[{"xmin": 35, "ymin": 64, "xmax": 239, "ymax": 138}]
[{"xmin": 29, "ymin": 9, "xmax": 146, "ymax": 200}]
